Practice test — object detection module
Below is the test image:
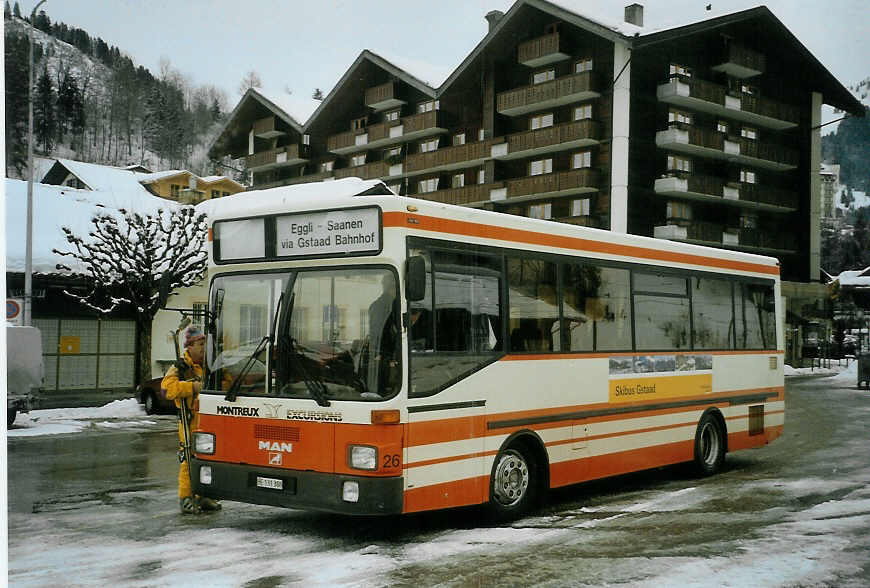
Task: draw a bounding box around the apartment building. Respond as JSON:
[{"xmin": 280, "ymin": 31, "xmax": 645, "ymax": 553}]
[{"xmin": 209, "ymin": 1, "xmax": 863, "ymax": 289}]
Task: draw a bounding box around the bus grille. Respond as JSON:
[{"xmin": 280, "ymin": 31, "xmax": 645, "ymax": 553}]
[{"xmin": 254, "ymin": 424, "xmax": 301, "ymax": 441}]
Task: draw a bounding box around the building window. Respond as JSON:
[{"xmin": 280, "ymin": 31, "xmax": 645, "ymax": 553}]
[
  {"xmin": 170, "ymin": 184, "xmax": 181, "ymax": 198},
  {"xmin": 222, "ymin": 191, "xmax": 230, "ymax": 197},
  {"xmin": 303, "ymin": 134, "xmax": 310, "ymax": 145},
  {"xmin": 350, "ymin": 153, "xmax": 366, "ymax": 167},
  {"xmin": 532, "ymin": 69, "xmax": 555, "ymax": 85},
  {"xmin": 717, "ymin": 121, "xmax": 729, "ymax": 134},
  {"xmin": 571, "ymin": 198, "xmax": 590, "ymax": 217},
  {"xmin": 741, "ymin": 127, "xmax": 758, "ymax": 140},
  {"xmin": 452, "ymin": 173, "xmax": 465, "ymax": 188},
  {"xmin": 478, "ymin": 129, "xmax": 486, "ymax": 141},
  {"xmin": 351, "ymin": 117, "xmax": 367, "ymax": 131},
  {"xmin": 321, "ymin": 161, "xmax": 334, "ymax": 173},
  {"xmin": 572, "ymin": 151, "xmax": 592, "ymax": 169},
  {"xmin": 417, "ymin": 100, "xmax": 439, "ymax": 113},
  {"xmin": 574, "ymin": 58, "xmax": 593, "ymax": 73},
  {"xmin": 668, "ymin": 109, "xmax": 692, "ymax": 127},
  {"xmin": 669, "ymin": 63, "xmax": 691, "ymax": 78},
  {"xmin": 478, "ymin": 168, "xmax": 486, "ymax": 185},
  {"xmin": 385, "ymin": 109, "xmax": 400, "ymax": 122},
  {"xmin": 740, "ymin": 213, "xmax": 758, "ymax": 229},
  {"xmin": 385, "ymin": 147, "xmax": 401, "ymax": 159},
  {"xmin": 740, "ymin": 169, "xmax": 756, "ymax": 184},
  {"xmin": 211, "ymin": 189, "xmax": 221, "ymax": 198},
  {"xmin": 453, "ymin": 133, "xmax": 466, "ymax": 146},
  {"xmin": 530, "ymin": 158, "xmax": 553, "ymax": 176},
  {"xmin": 528, "ymin": 203, "xmax": 552, "ymax": 220},
  {"xmin": 667, "ymin": 154, "xmax": 691, "ymax": 173},
  {"xmin": 419, "ymin": 138, "xmax": 439, "ymax": 153},
  {"xmin": 574, "ymin": 103, "xmax": 592, "ymax": 120},
  {"xmin": 418, "ymin": 178, "xmax": 439, "ymax": 193},
  {"xmin": 530, "ymin": 113, "xmax": 554, "ymax": 130}
]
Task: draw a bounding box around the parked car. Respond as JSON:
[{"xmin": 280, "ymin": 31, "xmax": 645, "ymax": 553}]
[
  {"xmin": 135, "ymin": 375, "xmax": 177, "ymax": 415},
  {"xmin": 6, "ymin": 326, "xmax": 44, "ymax": 427}
]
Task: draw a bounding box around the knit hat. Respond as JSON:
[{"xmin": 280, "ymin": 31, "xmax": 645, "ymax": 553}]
[{"xmin": 183, "ymin": 325, "xmax": 205, "ymax": 348}]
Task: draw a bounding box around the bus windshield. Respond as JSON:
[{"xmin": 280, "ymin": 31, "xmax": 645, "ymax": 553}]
[{"xmin": 208, "ymin": 267, "xmax": 401, "ymax": 402}]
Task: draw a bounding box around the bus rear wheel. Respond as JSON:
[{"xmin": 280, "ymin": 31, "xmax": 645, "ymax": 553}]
[
  {"xmin": 488, "ymin": 446, "xmax": 536, "ymax": 519},
  {"xmin": 693, "ymin": 412, "xmax": 725, "ymax": 476}
]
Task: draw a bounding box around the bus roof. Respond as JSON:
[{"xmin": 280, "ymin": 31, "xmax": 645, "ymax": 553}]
[{"xmin": 203, "ymin": 178, "xmax": 780, "ymax": 278}]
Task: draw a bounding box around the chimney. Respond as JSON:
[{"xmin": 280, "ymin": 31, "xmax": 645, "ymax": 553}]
[
  {"xmin": 485, "ymin": 10, "xmax": 504, "ymax": 32},
  {"xmin": 624, "ymin": 3, "xmax": 644, "ymax": 27}
]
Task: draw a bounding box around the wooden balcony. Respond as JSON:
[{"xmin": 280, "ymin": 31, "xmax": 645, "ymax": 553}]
[
  {"xmin": 333, "ymin": 160, "xmax": 403, "ymax": 181},
  {"xmin": 497, "ymin": 71, "xmax": 601, "ymax": 116},
  {"xmin": 656, "ymin": 221, "xmax": 796, "ymax": 253},
  {"xmin": 555, "ymin": 215, "xmax": 600, "ymax": 228},
  {"xmin": 502, "ymin": 169, "xmax": 599, "ymax": 203},
  {"xmin": 245, "ymin": 144, "xmax": 309, "ymax": 171},
  {"xmin": 657, "ymin": 76, "xmax": 798, "ymax": 130},
  {"xmin": 655, "ymin": 174, "xmax": 799, "ymax": 212},
  {"xmin": 417, "ymin": 182, "xmax": 503, "ymax": 207},
  {"xmin": 365, "ymin": 81, "xmax": 406, "ymax": 112},
  {"xmin": 250, "ymin": 171, "xmax": 333, "ymax": 190},
  {"xmin": 404, "ymin": 139, "xmax": 496, "ymax": 176},
  {"xmin": 517, "ymin": 31, "xmax": 569, "ymax": 67},
  {"xmin": 687, "ymin": 221, "xmax": 724, "ymax": 243},
  {"xmin": 738, "ymin": 229, "xmax": 797, "ymax": 252},
  {"xmin": 252, "ymin": 116, "xmax": 286, "ymax": 139},
  {"xmin": 712, "ymin": 43, "xmax": 766, "ymax": 78},
  {"xmin": 656, "ymin": 126, "xmax": 797, "ymax": 171},
  {"xmin": 327, "ymin": 110, "xmax": 447, "ymax": 154},
  {"xmin": 493, "ymin": 120, "xmax": 600, "ymax": 161}
]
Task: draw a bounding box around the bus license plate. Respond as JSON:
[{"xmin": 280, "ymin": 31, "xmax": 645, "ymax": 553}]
[{"xmin": 256, "ymin": 476, "xmax": 283, "ymax": 490}]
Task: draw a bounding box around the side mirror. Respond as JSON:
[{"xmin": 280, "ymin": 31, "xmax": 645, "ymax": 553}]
[{"xmin": 405, "ymin": 256, "xmax": 426, "ymax": 301}]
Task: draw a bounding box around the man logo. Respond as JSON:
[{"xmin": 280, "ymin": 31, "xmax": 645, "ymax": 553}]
[
  {"xmin": 269, "ymin": 452, "xmax": 282, "ymax": 466},
  {"xmin": 263, "ymin": 403, "xmax": 282, "ymax": 419},
  {"xmin": 258, "ymin": 441, "xmax": 293, "ymax": 452}
]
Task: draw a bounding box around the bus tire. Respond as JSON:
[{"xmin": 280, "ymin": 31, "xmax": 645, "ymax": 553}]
[
  {"xmin": 693, "ymin": 411, "xmax": 726, "ymax": 476},
  {"xmin": 487, "ymin": 444, "xmax": 537, "ymax": 520},
  {"xmin": 144, "ymin": 391, "xmax": 157, "ymax": 415}
]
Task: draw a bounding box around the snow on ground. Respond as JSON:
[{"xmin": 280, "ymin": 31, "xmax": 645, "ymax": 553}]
[{"xmin": 7, "ymin": 398, "xmax": 159, "ymax": 437}]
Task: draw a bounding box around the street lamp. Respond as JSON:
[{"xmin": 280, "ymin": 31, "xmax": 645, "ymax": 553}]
[{"xmin": 25, "ymin": 0, "xmax": 47, "ymax": 326}]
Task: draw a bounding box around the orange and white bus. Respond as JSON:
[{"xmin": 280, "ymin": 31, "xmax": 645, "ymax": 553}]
[{"xmin": 191, "ymin": 178, "xmax": 784, "ymax": 517}]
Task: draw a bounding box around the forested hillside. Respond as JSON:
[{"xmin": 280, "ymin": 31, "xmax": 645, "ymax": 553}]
[
  {"xmin": 822, "ymin": 77, "xmax": 870, "ymax": 193},
  {"xmin": 4, "ymin": 2, "xmax": 235, "ymax": 179}
]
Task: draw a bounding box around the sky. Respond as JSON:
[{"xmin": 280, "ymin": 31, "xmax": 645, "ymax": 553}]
[{"xmin": 29, "ymin": 0, "xmax": 870, "ymax": 122}]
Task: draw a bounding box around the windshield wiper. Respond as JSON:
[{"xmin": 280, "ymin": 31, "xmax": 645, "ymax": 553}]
[
  {"xmin": 225, "ymin": 292, "xmax": 284, "ymax": 402},
  {"xmin": 278, "ymin": 292, "xmax": 331, "ymax": 407}
]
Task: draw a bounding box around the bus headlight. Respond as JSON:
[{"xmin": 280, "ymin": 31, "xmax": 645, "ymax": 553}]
[
  {"xmin": 349, "ymin": 445, "xmax": 377, "ymax": 470},
  {"xmin": 199, "ymin": 466, "xmax": 213, "ymax": 485},
  {"xmin": 194, "ymin": 432, "xmax": 215, "ymax": 454}
]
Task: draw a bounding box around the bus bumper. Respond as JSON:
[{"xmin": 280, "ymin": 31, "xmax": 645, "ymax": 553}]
[{"xmin": 190, "ymin": 458, "xmax": 404, "ymax": 515}]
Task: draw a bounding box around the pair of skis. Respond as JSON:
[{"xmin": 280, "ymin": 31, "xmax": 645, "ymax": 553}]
[{"xmin": 172, "ymin": 317, "xmax": 196, "ymax": 483}]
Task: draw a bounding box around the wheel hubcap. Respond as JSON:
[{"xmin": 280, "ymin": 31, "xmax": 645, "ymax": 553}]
[
  {"xmin": 700, "ymin": 422, "xmax": 720, "ymax": 467},
  {"xmin": 493, "ymin": 450, "xmax": 530, "ymax": 507}
]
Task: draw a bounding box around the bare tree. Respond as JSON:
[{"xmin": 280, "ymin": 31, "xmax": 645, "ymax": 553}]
[
  {"xmin": 53, "ymin": 206, "xmax": 208, "ymax": 384},
  {"xmin": 238, "ymin": 70, "xmax": 262, "ymax": 95}
]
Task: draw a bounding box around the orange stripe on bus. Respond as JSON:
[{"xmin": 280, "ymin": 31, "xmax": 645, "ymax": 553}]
[
  {"xmin": 383, "ymin": 211, "xmax": 779, "ymax": 276},
  {"xmin": 403, "ymin": 476, "xmax": 489, "ymax": 513}
]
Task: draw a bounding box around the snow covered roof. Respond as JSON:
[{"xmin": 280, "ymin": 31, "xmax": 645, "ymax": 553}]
[
  {"xmin": 196, "ymin": 177, "xmax": 391, "ymax": 220},
  {"xmin": 255, "ymin": 88, "xmax": 322, "ymax": 129},
  {"xmin": 4, "ymin": 178, "xmax": 179, "ymax": 275},
  {"xmin": 44, "ymin": 158, "xmax": 153, "ymax": 198},
  {"xmin": 835, "ymin": 268, "xmax": 870, "ymax": 288},
  {"xmin": 136, "ymin": 170, "xmax": 190, "ymax": 184}
]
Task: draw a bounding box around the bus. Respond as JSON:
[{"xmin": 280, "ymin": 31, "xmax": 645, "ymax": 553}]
[{"xmin": 190, "ymin": 177, "xmax": 784, "ymax": 518}]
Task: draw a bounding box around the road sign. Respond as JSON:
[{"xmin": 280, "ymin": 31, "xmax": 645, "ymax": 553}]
[{"xmin": 7, "ymin": 298, "xmax": 23, "ymax": 326}]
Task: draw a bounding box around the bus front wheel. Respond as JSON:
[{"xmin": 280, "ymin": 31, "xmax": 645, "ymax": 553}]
[
  {"xmin": 488, "ymin": 445, "xmax": 536, "ymax": 519},
  {"xmin": 693, "ymin": 412, "xmax": 726, "ymax": 476}
]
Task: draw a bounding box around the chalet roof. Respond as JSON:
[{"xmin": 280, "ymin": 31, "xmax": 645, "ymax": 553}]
[
  {"xmin": 137, "ymin": 170, "xmax": 190, "ymax": 184},
  {"xmin": 41, "ymin": 159, "xmax": 152, "ymax": 197},
  {"xmin": 835, "ymin": 267, "xmax": 870, "ymax": 288}
]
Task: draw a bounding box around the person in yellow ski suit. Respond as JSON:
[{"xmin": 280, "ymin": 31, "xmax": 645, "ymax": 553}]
[{"xmin": 161, "ymin": 326, "xmax": 221, "ymax": 514}]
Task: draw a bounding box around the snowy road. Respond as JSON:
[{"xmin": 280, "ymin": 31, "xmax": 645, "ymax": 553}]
[{"xmin": 7, "ymin": 368, "xmax": 870, "ymax": 587}]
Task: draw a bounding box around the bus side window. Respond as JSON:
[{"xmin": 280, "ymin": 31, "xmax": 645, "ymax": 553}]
[{"xmin": 508, "ymin": 257, "xmax": 558, "ymax": 352}]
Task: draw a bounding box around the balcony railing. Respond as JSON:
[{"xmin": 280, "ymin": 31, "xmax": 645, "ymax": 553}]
[
  {"xmin": 497, "ymin": 71, "xmax": 600, "ymax": 116},
  {"xmin": 417, "ymin": 183, "xmax": 503, "ymax": 207},
  {"xmin": 517, "ymin": 31, "xmax": 569, "ymax": 67},
  {"xmin": 404, "ymin": 139, "xmax": 495, "ymax": 174},
  {"xmin": 714, "ymin": 43, "xmax": 766, "ymax": 77},
  {"xmin": 500, "ymin": 120, "xmax": 600, "ymax": 157},
  {"xmin": 364, "ymin": 82, "xmax": 406, "ymax": 111},
  {"xmin": 252, "ymin": 116, "xmax": 285, "ymax": 138},
  {"xmin": 737, "ymin": 138, "xmax": 799, "ymax": 168},
  {"xmin": 555, "ymin": 215, "xmax": 600, "ymax": 228},
  {"xmin": 739, "ymin": 229, "xmax": 796, "ymax": 251},
  {"xmin": 658, "ymin": 76, "xmax": 799, "ymax": 129},
  {"xmin": 250, "ymin": 171, "xmax": 333, "ymax": 190},
  {"xmin": 656, "ymin": 126, "xmax": 798, "ymax": 170},
  {"xmin": 686, "ymin": 174, "xmax": 725, "ymax": 198},
  {"xmin": 327, "ymin": 110, "xmax": 446, "ymax": 154},
  {"xmin": 506, "ymin": 169, "xmax": 599, "ymax": 199},
  {"xmin": 738, "ymin": 183, "xmax": 799, "ymax": 209},
  {"xmin": 245, "ymin": 145, "xmax": 308, "ymax": 171},
  {"xmin": 686, "ymin": 221, "xmax": 724, "ymax": 243},
  {"xmin": 334, "ymin": 161, "xmax": 392, "ymax": 180}
]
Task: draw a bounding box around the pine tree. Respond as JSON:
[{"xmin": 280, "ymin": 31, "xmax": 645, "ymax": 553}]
[
  {"xmin": 12, "ymin": 1, "xmax": 20, "ymax": 18},
  {"xmin": 4, "ymin": 32, "xmax": 29, "ymax": 175},
  {"xmin": 210, "ymin": 97, "xmax": 222, "ymax": 122},
  {"xmin": 34, "ymin": 65, "xmax": 56, "ymax": 153},
  {"xmin": 5, "ymin": 2, "xmax": 11, "ymax": 19},
  {"xmin": 33, "ymin": 9, "xmax": 50, "ymax": 32}
]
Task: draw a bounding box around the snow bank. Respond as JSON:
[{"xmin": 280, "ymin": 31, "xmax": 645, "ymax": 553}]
[{"xmin": 8, "ymin": 398, "xmax": 150, "ymax": 438}]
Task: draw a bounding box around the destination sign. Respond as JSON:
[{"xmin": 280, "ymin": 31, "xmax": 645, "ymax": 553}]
[{"xmin": 275, "ymin": 207, "xmax": 380, "ymax": 257}]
